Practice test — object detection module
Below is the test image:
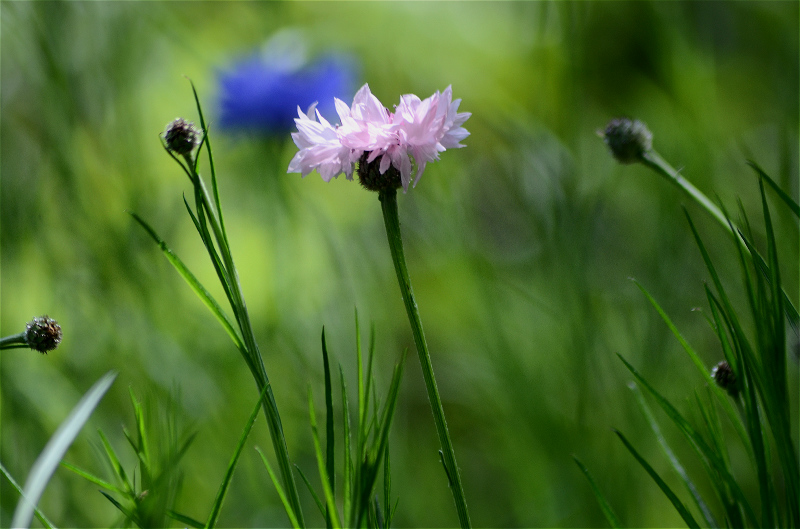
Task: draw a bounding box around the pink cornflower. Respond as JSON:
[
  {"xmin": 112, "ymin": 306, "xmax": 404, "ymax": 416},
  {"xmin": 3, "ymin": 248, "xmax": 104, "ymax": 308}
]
[{"xmin": 288, "ymin": 84, "xmax": 470, "ymax": 192}]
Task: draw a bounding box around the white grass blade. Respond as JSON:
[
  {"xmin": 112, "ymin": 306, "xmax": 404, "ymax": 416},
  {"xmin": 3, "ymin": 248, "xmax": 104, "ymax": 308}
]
[{"xmin": 11, "ymin": 371, "xmax": 117, "ymax": 529}]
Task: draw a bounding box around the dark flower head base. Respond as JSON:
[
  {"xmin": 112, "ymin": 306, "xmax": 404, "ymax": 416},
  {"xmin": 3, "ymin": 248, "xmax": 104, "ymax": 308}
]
[{"xmin": 358, "ymin": 152, "xmax": 402, "ymax": 192}]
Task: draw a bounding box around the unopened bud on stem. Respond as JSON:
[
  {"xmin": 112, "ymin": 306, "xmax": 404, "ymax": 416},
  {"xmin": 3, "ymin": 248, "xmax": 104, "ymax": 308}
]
[
  {"xmin": 163, "ymin": 118, "xmax": 201, "ymax": 156},
  {"xmin": 711, "ymin": 360, "xmax": 738, "ymax": 397},
  {"xmin": 600, "ymin": 118, "xmax": 653, "ymax": 164},
  {"xmin": 25, "ymin": 315, "xmax": 62, "ymax": 354}
]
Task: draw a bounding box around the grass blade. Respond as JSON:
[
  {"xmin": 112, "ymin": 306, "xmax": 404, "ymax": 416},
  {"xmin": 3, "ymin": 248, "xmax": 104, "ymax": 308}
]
[
  {"xmin": 12, "ymin": 371, "xmax": 117, "ymax": 529},
  {"xmin": 613, "ymin": 429, "xmax": 700, "ymax": 528},
  {"xmin": 572, "ymin": 456, "xmax": 621, "ymax": 528},
  {"xmin": 355, "ymin": 351, "xmax": 406, "ymax": 529},
  {"xmin": 339, "ymin": 366, "xmax": 353, "ymax": 527},
  {"xmin": 747, "ymin": 160, "xmax": 800, "ymax": 218},
  {"xmin": 618, "ymin": 354, "xmax": 758, "ymax": 525},
  {"xmin": 99, "ymin": 490, "xmax": 137, "ymax": 525},
  {"xmin": 206, "ymin": 382, "xmax": 271, "ymax": 529},
  {"xmin": 295, "ymin": 464, "xmax": 326, "ymax": 518},
  {"xmin": 383, "ymin": 446, "xmax": 392, "ymax": 529},
  {"xmin": 188, "ymin": 78, "xmax": 227, "ymax": 246},
  {"xmin": 97, "ymin": 428, "xmax": 134, "ymax": 495},
  {"xmin": 308, "ymin": 387, "xmax": 342, "ymax": 529},
  {"xmin": 256, "ymin": 448, "xmax": 301, "ymax": 529},
  {"xmin": 630, "ymin": 383, "xmax": 718, "ymax": 527},
  {"xmin": 128, "ymin": 389, "xmax": 151, "ymax": 477},
  {"xmin": 59, "ymin": 461, "xmax": 122, "ymax": 494},
  {"xmin": 129, "ymin": 212, "xmax": 246, "ymax": 356},
  {"xmin": 0, "ymin": 462, "xmax": 56, "ymax": 529},
  {"xmin": 168, "ymin": 509, "xmax": 205, "ymax": 528},
  {"xmin": 322, "ymin": 328, "xmax": 336, "ymax": 529}
]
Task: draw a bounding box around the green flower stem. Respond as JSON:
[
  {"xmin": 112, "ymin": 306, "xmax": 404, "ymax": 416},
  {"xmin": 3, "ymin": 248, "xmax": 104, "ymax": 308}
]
[
  {"xmin": 0, "ymin": 332, "xmax": 27, "ymax": 350},
  {"xmin": 641, "ymin": 149, "xmax": 799, "ymax": 330},
  {"xmin": 185, "ymin": 157, "xmax": 305, "ymax": 527},
  {"xmin": 641, "ymin": 150, "xmax": 733, "ymax": 238},
  {"xmin": 379, "ymin": 188, "xmax": 472, "ymax": 529}
]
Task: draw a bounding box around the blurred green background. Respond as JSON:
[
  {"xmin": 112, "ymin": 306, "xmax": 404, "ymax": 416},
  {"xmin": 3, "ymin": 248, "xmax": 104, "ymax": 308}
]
[{"xmin": 1, "ymin": 1, "xmax": 798, "ymax": 527}]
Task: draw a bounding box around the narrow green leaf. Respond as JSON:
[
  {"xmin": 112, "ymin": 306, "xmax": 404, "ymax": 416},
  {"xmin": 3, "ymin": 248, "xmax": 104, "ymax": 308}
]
[
  {"xmin": 757, "ymin": 177, "xmax": 800, "ymax": 526},
  {"xmin": 99, "ymin": 490, "xmax": 137, "ymax": 525},
  {"xmin": 383, "ymin": 442, "xmax": 393, "ymax": 529},
  {"xmin": 295, "ymin": 464, "xmax": 326, "ymax": 518},
  {"xmin": 322, "ymin": 328, "xmax": 336, "ymax": 520},
  {"xmin": 206, "ymin": 382, "xmax": 271, "ymax": 529},
  {"xmin": 129, "ymin": 211, "xmax": 246, "ymax": 356},
  {"xmin": 256, "ymin": 448, "xmax": 301, "ymax": 529},
  {"xmin": 129, "ymin": 389, "xmax": 150, "ymax": 475},
  {"xmin": 98, "ymin": 429, "xmax": 134, "ymax": 495},
  {"xmin": 630, "ymin": 384, "xmax": 717, "ymax": 528},
  {"xmin": 747, "ymin": 160, "xmax": 800, "ymax": 218},
  {"xmin": 618, "ymin": 354, "xmax": 758, "ymax": 525},
  {"xmin": 339, "ymin": 366, "xmax": 353, "ymax": 527},
  {"xmin": 188, "ymin": 78, "xmax": 227, "ymax": 247},
  {"xmin": 572, "ymin": 456, "xmax": 621, "ymax": 528},
  {"xmin": 12, "ymin": 372, "xmax": 117, "ymax": 529},
  {"xmin": 355, "ymin": 352, "xmax": 406, "ymax": 529},
  {"xmin": 308, "ymin": 387, "xmax": 342, "ymax": 529},
  {"xmin": 742, "ymin": 359, "xmax": 775, "ymax": 529},
  {"xmin": 614, "ymin": 429, "xmax": 700, "ymax": 528},
  {"xmin": 168, "ymin": 509, "xmax": 205, "ymax": 528},
  {"xmin": 686, "ymin": 211, "xmax": 765, "ymax": 396},
  {"xmin": 355, "ymin": 308, "xmax": 365, "ymax": 446},
  {"xmin": 633, "ymin": 280, "xmax": 716, "ymax": 384},
  {"xmin": 362, "ymin": 323, "xmax": 377, "ymax": 449},
  {"xmin": 60, "ymin": 461, "xmax": 122, "ymax": 494},
  {"xmin": 182, "ymin": 194, "xmax": 237, "ymax": 318},
  {"xmin": 0, "ymin": 462, "xmax": 56, "ymax": 529}
]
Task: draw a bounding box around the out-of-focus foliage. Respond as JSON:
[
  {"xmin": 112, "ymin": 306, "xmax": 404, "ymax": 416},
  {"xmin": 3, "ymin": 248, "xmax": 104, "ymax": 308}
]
[{"xmin": 1, "ymin": 2, "xmax": 797, "ymax": 527}]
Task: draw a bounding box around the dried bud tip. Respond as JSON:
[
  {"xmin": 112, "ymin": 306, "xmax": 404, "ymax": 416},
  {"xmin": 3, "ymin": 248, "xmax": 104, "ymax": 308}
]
[
  {"xmin": 600, "ymin": 118, "xmax": 653, "ymax": 164},
  {"xmin": 711, "ymin": 360, "xmax": 738, "ymax": 397},
  {"xmin": 163, "ymin": 118, "xmax": 201, "ymax": 155},
  {"xmin": 25, "ymin": 316, "xmax": 62, "ymax": 354}
]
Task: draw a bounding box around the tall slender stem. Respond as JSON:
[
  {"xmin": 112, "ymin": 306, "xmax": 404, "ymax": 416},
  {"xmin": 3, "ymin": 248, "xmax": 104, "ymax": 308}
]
[
  {"xmin": 641, "ymin": 149, "xmax": 799, "ymax": 332},
  {"xmin": 187, "ymin": 159, "xmax": 305, "ymax": 527},
  {"xmin": 641, "ymin": 150, "xmax": 733, "ymax": 237},
  {"xmin": 379, "ymin": 188, "xmax": 472, "ymax": 529}
]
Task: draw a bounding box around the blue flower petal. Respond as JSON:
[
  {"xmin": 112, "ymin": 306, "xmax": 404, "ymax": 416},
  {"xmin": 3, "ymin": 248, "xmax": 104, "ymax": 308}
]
[{"xmin": 217, "ymin": 54, "xmax": 359, "ymax": 135}]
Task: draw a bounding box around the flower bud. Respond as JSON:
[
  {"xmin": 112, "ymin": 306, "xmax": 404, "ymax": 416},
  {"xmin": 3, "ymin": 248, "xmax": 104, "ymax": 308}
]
[
  {"xmin": 710, "ymin": 360, "xmax": 738, "ymax": 397},
  {"xmin": 163, "ymin": 118, "xmax": 200, "ymax": 155},
  {"xmin": 25, "ymin": 316, "xmax": 62, "ymax": 354},
  {"xmin": 600, "ymin": 118, "xmax": 652, "ymax": 164},
  {"xmin": 357, "ymin": 152, "xmax": 402, "ymax": 192}
]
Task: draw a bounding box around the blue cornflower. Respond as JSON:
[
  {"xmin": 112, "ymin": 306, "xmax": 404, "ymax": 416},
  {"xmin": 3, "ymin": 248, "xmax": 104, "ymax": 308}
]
[{"xmin": 217, "ymin": 34, "xmax": 358, "ymax": 135}]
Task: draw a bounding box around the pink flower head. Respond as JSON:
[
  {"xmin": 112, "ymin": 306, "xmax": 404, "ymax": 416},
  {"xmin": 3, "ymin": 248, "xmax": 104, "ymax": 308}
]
[{"xmin": 288, "ymin": 83, "xmax": 470, "ymax": 192}]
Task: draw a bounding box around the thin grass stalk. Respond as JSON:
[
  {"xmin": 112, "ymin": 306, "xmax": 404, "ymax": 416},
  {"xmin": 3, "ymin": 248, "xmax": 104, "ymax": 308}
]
[
  {"xmin": 378, "ymin": 188, "xmax": 471, "ymax": 529},
  {"xmin": 177, "ymin": 148, "xmax": 304, "ymax": 525}
]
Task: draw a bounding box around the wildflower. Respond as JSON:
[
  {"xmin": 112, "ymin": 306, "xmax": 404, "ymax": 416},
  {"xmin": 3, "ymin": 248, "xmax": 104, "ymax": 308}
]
[
  {"xmin": 217, "ymin": 30, "xmax": 357, "ymax": 134},
  {"xmin": 163, "ymin": 118, "xmax": 201, "ymax": 156},
  {"xmin": 711, "ymin": 360, "xmax": 738, "ymax": 397},
  {"xmin": 600, "ymin": 117, "xmax": 652, "ymax": 164},
  {"xmin": 288, "ymin": 83, "xmax": 471, "ymax": 192},
  {"xmin": 24, "ymin": 315, "xmax": 62, "ymax": 354}
]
